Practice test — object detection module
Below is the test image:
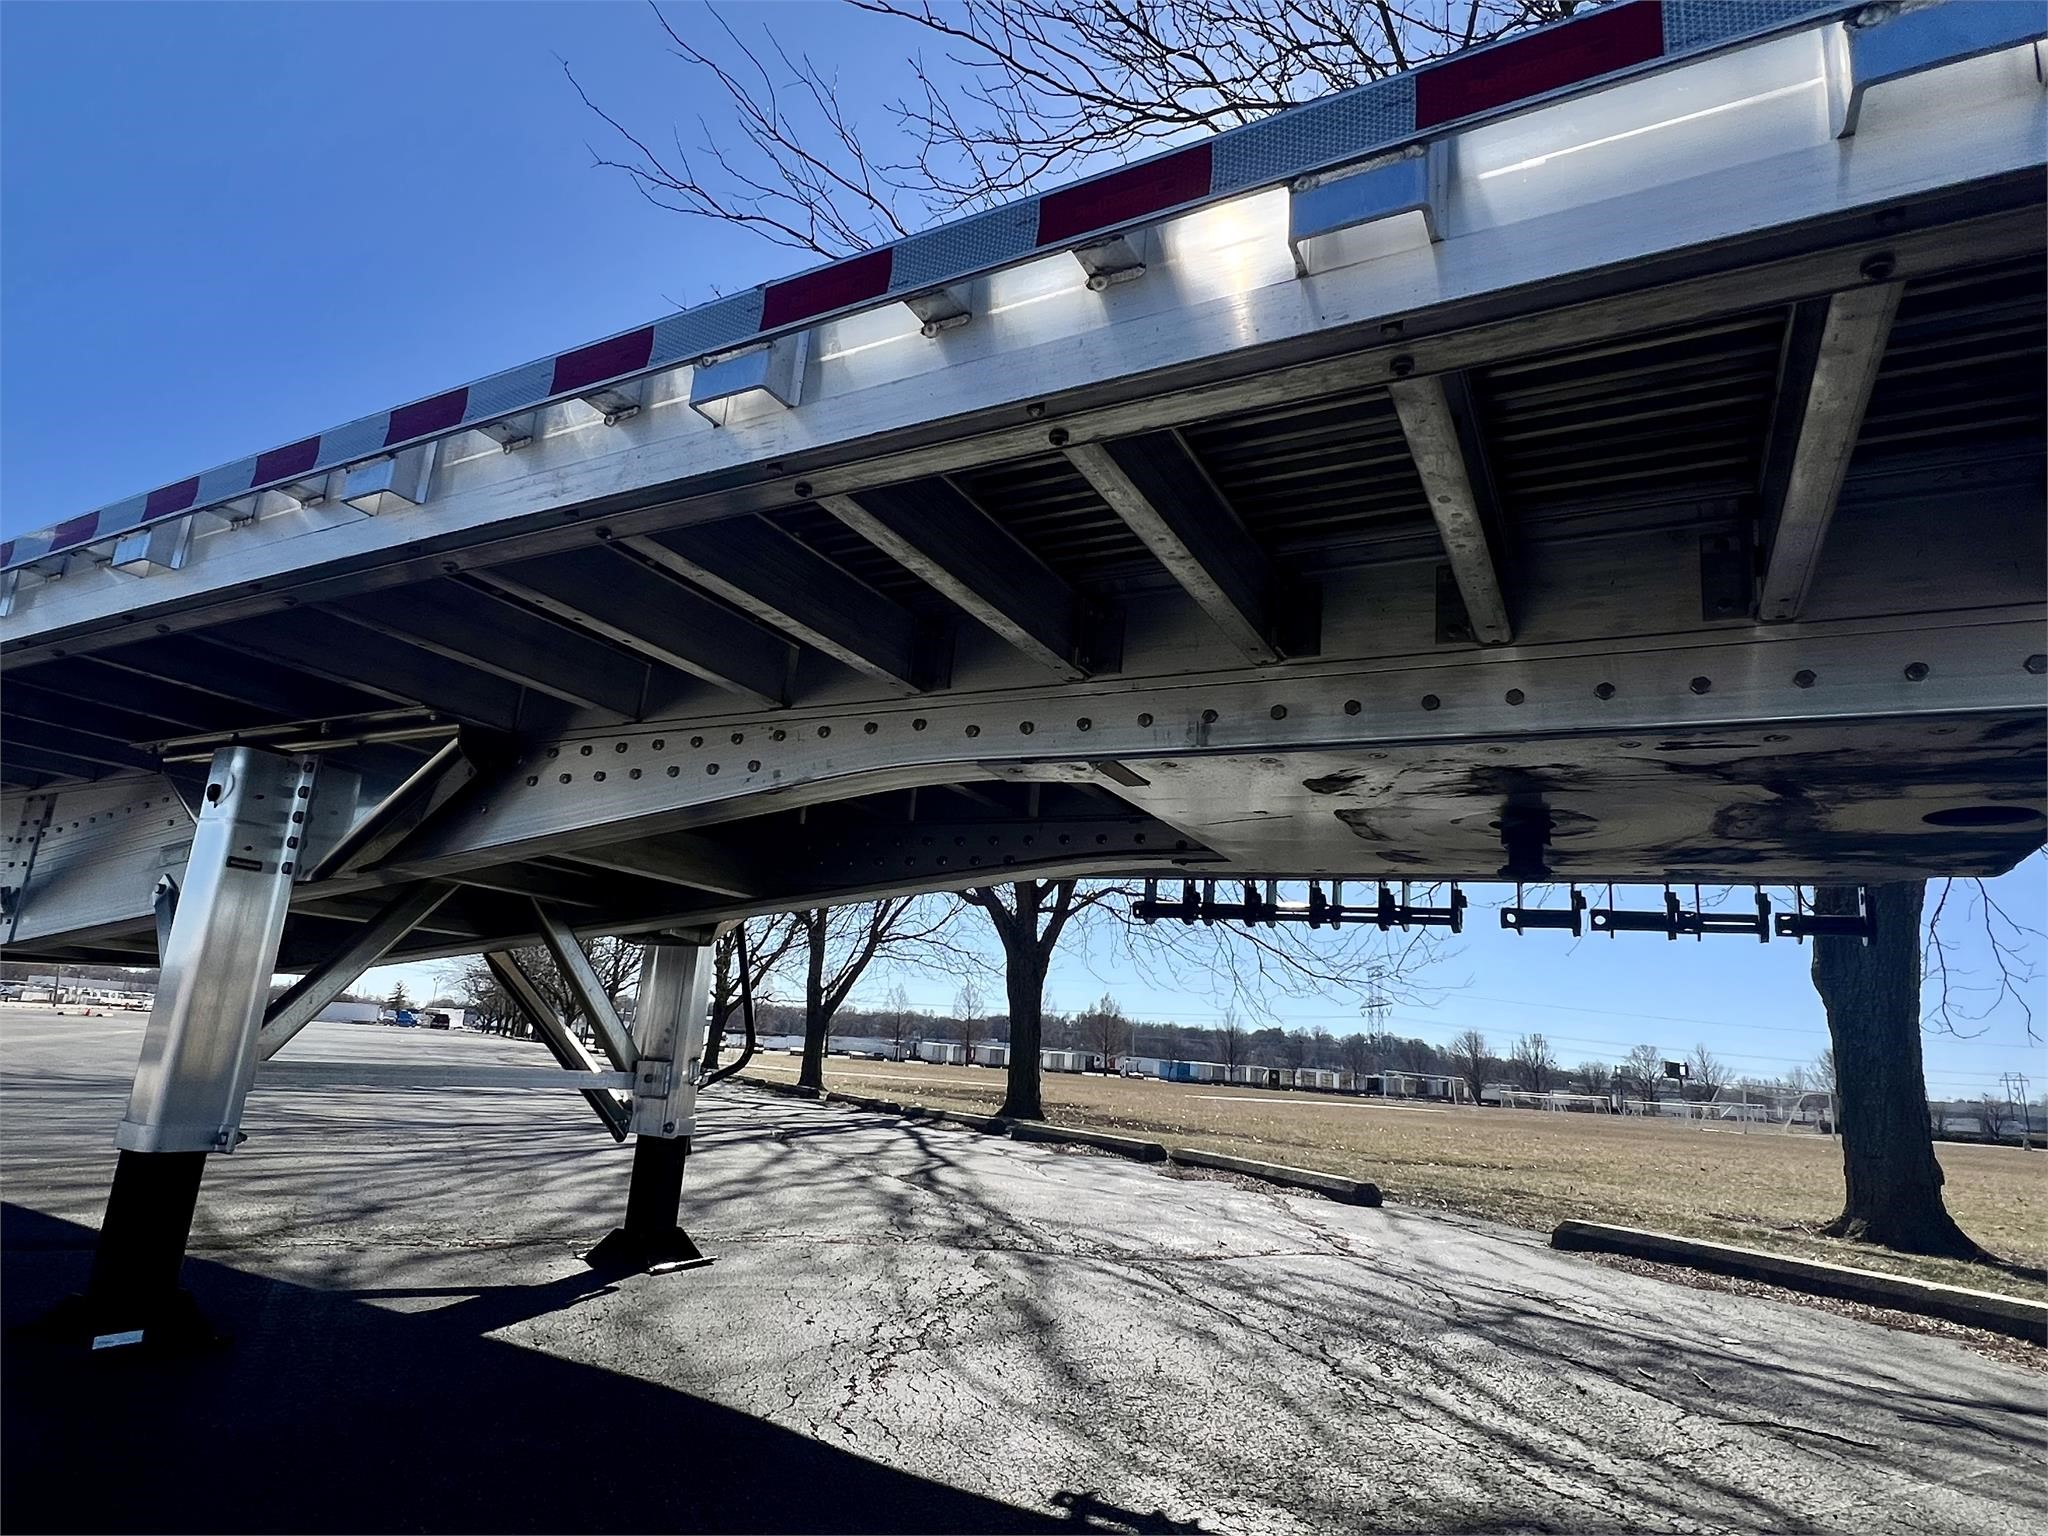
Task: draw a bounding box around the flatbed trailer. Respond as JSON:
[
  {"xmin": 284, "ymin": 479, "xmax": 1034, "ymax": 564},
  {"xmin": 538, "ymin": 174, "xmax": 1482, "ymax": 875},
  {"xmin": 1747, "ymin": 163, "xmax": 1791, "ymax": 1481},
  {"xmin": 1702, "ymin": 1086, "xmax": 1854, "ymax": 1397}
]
[{"xmin": 2, "ymin": 0, "xmax": 2040, "ymax": 1336}]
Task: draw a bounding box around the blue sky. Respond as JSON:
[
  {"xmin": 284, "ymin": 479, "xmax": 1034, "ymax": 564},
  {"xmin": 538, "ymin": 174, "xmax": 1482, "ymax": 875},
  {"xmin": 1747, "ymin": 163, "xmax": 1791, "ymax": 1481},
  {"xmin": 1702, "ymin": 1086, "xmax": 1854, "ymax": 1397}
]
[{"xmin": 4, "ymin": 3, "xmax": 2042, "ymax": 1098}]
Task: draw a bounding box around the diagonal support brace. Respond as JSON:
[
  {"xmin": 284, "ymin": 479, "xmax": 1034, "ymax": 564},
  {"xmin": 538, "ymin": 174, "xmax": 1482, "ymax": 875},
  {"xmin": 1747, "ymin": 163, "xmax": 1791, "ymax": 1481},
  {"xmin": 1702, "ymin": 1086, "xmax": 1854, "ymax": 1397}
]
[
  {"xmin": 485, "ymin": 950, "xmax": 630, "ymax": 1141},
  {"xmin": 531, "ymin": 900, "xmax": 639, "ymax": 1071},
  {"xmin": 257, "ymin": 882, "xmax": 456, "ymax": 1060}
]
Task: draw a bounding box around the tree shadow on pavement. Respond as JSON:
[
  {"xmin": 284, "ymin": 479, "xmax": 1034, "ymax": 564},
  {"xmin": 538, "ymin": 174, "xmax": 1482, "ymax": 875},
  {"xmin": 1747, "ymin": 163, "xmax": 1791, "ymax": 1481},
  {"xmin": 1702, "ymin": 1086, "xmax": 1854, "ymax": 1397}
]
[{"xmin": 0, "ymin": 1203, "xmax": 1076, "ymax": 1536}]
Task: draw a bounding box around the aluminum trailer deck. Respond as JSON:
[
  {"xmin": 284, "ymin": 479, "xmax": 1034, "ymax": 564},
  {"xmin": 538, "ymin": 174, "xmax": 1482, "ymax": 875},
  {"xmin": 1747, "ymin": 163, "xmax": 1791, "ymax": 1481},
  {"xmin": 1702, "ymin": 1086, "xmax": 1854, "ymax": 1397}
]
[{"xmin": 1, "ymin": 0, "xmax": 2042, "ymax": 1333}]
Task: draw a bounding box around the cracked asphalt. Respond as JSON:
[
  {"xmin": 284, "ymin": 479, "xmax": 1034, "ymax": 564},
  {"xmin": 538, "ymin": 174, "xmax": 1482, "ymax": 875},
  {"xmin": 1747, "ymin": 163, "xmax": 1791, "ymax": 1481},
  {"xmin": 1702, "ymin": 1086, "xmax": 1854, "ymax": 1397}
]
[{"xmin": 4, "ymin": 1013, "xmax": 2044, "ymax": 1534}]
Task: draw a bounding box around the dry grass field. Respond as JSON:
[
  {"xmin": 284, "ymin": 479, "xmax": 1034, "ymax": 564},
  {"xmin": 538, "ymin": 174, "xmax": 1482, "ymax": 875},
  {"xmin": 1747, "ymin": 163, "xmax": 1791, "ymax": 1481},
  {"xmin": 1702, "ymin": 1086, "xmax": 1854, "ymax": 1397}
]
[{"xmin": 743, "ymin": 1053, "xmax": 2048, "ymax": 1302}]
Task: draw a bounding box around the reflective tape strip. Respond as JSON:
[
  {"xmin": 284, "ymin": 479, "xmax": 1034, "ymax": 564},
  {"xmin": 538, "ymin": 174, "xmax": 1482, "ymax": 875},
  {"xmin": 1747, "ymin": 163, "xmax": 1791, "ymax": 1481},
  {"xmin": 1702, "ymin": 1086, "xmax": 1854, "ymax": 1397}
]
[
  {"xmin": 761, "ymin": 249, "xmax": 894, "ymax": 329},
  {"xmin": 252, "ymin": 437, "xmax": 322, "ymax": 485},
  {"xmin": 384, "ymin": 387, "xmax": 468, "ymax": 447},
  {"xmin": 1416, "ymin": 0, "xmax": 1665, "ymax": 129},
  {"xmin": 143, "ymin": 476, "xmax": 202, "ymax": 519},
  {"xmin": 48, "ymin": 513, "xmax": 99, "ymax": 552},
  {"xmin": 552, "ymin": 327, "xmax": 656, "ymax": 396},
  {"xmin": 1036, "ymin": 144, "xmax": 1214, "ymax": 245}
]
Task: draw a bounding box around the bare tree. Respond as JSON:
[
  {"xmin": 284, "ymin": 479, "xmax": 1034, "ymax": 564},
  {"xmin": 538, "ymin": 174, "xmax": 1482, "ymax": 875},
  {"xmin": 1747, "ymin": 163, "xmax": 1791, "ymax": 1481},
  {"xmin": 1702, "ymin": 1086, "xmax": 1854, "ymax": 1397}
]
[
  {"xmin": 1217, "ymin": 1011, "xmax": 1249, "ymax": 1069},
  {"xmin": 1338, "ymin": 1031, "xmax": 1372, "ymax": 1079},
  {"xmin": 1972, "ymin": 1093, "xmax": 2004, "ymax": 1142},
  {"xmin": 797, "ymin": 897, "xmax": 963, "ymax": 1090},
  {"xmin": 1449, "ymin": 1029, "xmax": 1489, "ymax": 1104},
  {"xmin": 952, "ymin": 976, "xmax": 987, "ymax": 1056},
  {"xmin": 571, "ymin": 0, "xmax": 1570, "ymax": 261},
  {"xmin": 1922, "ymin": 875, "xmax": 2040, "ymax": 1039},
  {"xmin": 445, "ymin": 955, "xmax": 522, "ymax": 1036},
  {"xmin": 1075, "ymin": 992, "xmax": 1132, "ymax": 1061},
  {"xmin": 1687, "ymin": 1043, "xmax": 1727, "ymax": 1103},
  {"xmin": 1510, "ymin": 1032, "xmax": 1556, "ymax": 1092},
  {"xmin": 1811, "ymin": 883, "xmax": 1977, "ymax": 1257},
  {"xmin": 1617, "ymin": 1044, "xmax": 1664, "ymax": 1107},
  {"xmin": 707, "ymin": 913, "xmax": 804, "ymax": 1067},
  {"xmin": 961, "ymin": 878, "xmax": 1120, "ymax": 1119},
  {"xmin": 882, "ymin": 980, "xmax": 917, "ymax": 1060},
  {"xmin": 1572, "ymin": 1059, "xmax": 1611, "ymax": 1096}
]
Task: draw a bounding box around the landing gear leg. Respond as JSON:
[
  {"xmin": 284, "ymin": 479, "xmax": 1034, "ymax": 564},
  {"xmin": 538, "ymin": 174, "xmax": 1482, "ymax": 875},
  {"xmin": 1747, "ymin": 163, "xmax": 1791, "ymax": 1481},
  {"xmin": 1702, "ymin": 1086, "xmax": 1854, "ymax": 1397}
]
[
  {"xmin": 57, "ymin": 749, "xmax": 327, "ymax": 1350},
  {"xmin": 585, "ymin": 940, "xmax": 712, "ymax": 1272}
]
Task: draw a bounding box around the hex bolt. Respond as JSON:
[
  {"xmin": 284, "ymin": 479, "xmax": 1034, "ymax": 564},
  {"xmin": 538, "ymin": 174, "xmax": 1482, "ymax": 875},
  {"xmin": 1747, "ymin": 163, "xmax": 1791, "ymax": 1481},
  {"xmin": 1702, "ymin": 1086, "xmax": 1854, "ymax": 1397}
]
[
  {"xmin": 793, "ymin": 482, "xmax": 813, "ymax": 500},
  {"xmin": 2028, "ymin": 655, "xmax": 2048, "ymax": 675},
  {"xmin": 1860, "ymin": 251, "xmax": 1896, "ymax": 282},
  {"xmin": 1594, "ymin": 682, "xmax": 1616, "ymax": 700},
  {"xmin": 1420, "ymin": 694, "xmax": 1442, "ymax": 711},
  {"xmin": 1793, "ymin": 669, "xmax": 1817, "ymax": 688},
  {"xmin": 1270, "ymin": 705, "xmax": 1288, "ymax": 720},
  {"xmin": 1047, "ymin": 427, "xmax": 1070, "ymax": 447},
  {"xmin": 1689, "ymin": 676, "xmax": 1713, "ymax": 695},
  {"xmin": 1390, "ymin": 355, "xmax": 1416, "ymax": 377},
  {"xmin": 1504, "ymin": 689, "xmax": 1525, "ymax": 706},
  {"xmin": 1343, "ymin": 699, "xmax": 1361, "ymax": 715},
  {"xmin": 1903, "ymin": 662, "xmax": 1930, "ymax": 682}
]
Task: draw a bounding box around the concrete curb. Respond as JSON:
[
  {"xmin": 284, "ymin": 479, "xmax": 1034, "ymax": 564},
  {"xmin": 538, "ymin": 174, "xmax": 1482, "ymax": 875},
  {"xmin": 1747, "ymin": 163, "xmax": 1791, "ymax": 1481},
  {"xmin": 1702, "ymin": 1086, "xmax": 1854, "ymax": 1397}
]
[
  {"xmin": 1552, "ymin": 1220, "xmax": 2048, "ymax": 1342},
  {"xmin": 1169, "ymin": 1147, "xmax": 1382, "ymax": 1206},
  {"xmin": 1009, "ymin": 1121, "xmax": 1168, "ymax": 1162},
  {"xmin": 829, "ymin": 1092, "xmax": 906, "ymax": 1116},
  {"xmin": 745, "ymin": 1078, "xmax": 822, "ymax": 1101},
  {"xmin": 925, "ymin": 1108, "xmax": 1011, "ymax": 1134},
  {"xmin": 737, "ymin": 1078, "xmax": 1386, "ymax": 1206}
]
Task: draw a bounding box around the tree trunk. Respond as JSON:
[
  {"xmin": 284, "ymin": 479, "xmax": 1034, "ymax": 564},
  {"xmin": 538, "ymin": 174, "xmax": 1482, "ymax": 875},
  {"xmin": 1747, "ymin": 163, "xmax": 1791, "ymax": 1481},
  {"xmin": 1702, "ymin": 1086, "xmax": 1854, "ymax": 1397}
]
[
  {"xmin": 799, "ymin": 914, "xmax": 828, "ymax": 1092},
  {"xmin": 1000, "ymin": 951, "xmax": 1047, "ymax": 1121},
  {"xmin": 1812, "ymin": 882, "xmax": 1978, "ymax": 1258}
]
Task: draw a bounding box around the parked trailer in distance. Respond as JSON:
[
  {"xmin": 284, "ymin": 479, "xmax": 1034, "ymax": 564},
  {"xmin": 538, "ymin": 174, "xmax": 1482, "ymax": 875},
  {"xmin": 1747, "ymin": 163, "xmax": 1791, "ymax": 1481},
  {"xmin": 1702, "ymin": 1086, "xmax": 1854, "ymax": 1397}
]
[
  {"xmin": 1294, "ymin": 1069, "xmax": 1349, "ymax": 1092},
  {"xmin": 1363, "ymin": 1073, "xmax": 1470, "ymax": 1103},
  {"xmin": 1229, "ymin": 1065, "xmax": 1290, "ymax": 1090},
  {"xmin": 971, "ymin": 1044, "xmax": 1010, "ymax": 1068}
]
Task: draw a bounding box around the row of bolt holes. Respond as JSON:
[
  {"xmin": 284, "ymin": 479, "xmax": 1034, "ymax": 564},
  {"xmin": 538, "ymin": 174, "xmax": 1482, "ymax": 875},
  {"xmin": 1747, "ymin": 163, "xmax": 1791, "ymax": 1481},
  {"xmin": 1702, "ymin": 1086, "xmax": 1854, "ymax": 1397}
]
[{"xmin": 520, "ymin": 667, "xmax": 1928, "ymax": 787}]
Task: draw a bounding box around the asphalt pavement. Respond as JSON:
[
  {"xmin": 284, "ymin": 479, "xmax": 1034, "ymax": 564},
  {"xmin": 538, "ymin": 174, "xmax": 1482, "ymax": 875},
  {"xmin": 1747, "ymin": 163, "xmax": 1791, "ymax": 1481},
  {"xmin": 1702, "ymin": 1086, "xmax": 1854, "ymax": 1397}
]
[{"xmin": 4, "ymin": 1012, "xmax": 2042, "ymax": 1534}]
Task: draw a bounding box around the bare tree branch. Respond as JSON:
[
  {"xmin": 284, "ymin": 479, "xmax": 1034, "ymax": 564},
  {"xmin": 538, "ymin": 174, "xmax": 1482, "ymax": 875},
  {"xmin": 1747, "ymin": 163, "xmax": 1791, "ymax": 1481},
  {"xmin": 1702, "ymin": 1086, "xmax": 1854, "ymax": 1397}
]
[{"xmin": 572, "ymin": 0, "xmax": 1573, "ymax": 260}]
